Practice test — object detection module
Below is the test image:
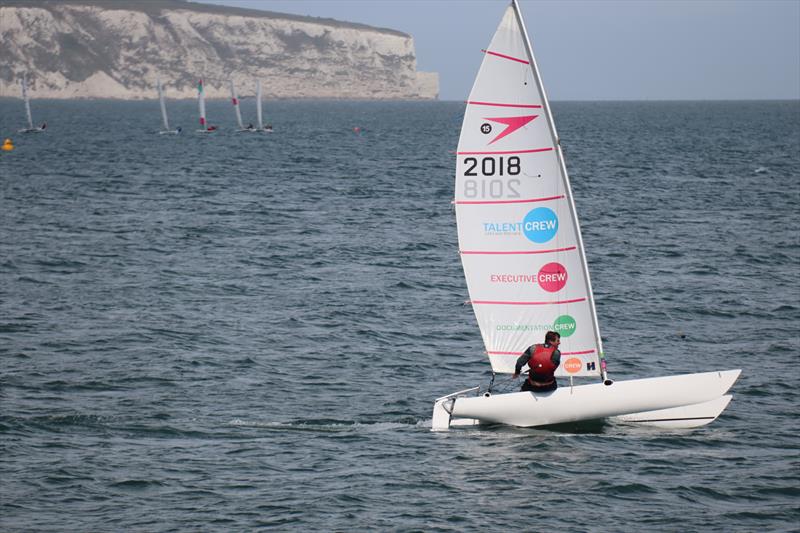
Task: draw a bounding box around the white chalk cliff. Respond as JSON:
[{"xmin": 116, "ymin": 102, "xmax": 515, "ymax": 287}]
[{"xmin": 0, "ymin": 0, "xmax": 439, "ymax": 99}]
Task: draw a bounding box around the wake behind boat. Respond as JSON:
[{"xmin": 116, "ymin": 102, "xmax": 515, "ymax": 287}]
[
  {"xmin": 431, "ymin": 0, "xmax": 740, "ymax": 431},
  {"xmin": 18, "ymin": 75, "xmax": 46, "ymax": 133}
]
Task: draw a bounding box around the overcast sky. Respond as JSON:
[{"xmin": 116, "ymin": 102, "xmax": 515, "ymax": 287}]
[{"xmin": 192, "ymin": 0, "xmax": 800, "ymax": 102}]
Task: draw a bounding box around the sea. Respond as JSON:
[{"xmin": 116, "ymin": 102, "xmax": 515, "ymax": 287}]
[{"xmin": 1, "ymin": 98, "xmax": 798, "ymax": 532}]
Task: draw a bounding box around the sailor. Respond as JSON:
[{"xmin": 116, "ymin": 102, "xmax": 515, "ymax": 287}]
[
  {"xmin": 247, "ymin": 123, "xmax": 254, "ymax": 130},
  {"xmin": 513, "ymin": 331, "xmax": 561, "ymax": 392}
]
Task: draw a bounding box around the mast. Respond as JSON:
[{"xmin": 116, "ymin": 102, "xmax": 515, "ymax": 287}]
[
  {"xmin": 229, "ymin": 79, "xmax": 244, "ymax": 129},
  {"xmin": 21, "ymin": 76, "xmax": 33, "ymax": 129},
  {"xmin": 256, "ymin": 80, "xmax": 264, "ymax": 130},
  {"xmin": 157, "ymin": 77, "xmax": 170, "ymax": 131},
  {"xmin": 510, "ymin": 0, "xmax": 608, "ymax": 381}
]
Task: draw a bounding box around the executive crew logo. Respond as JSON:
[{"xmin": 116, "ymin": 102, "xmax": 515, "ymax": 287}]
[
  {"xmin": 489, "ymin": 262, "xmax": 568, "ymax": 292},
  {"xmin": 537, "ymin": 262, "xmax": 567, "ymax": 292}
]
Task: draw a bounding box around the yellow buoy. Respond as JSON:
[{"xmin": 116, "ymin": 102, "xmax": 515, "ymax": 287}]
[{"xmin": 1, "ymin": 138, "xmax": 13, "ymax": 151}]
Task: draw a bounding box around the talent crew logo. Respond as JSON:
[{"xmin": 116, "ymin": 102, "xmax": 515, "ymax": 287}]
[
  {"xmin": 483, "ymin": 207, "xmax": 559, "ymax": 243},
  {"xmin": 489, "ymin": 262, "xmax": 568, "ymax": 292}
]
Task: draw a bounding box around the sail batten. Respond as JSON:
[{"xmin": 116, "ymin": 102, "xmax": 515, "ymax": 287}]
[{"xmin": 455, "ymin": 2, "xmax": 603, "ymax": 377}]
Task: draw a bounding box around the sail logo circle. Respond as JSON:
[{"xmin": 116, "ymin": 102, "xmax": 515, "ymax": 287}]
[
  {"xmin": 538, "ymin": 262, "xmax": 567, "ymax": 292},
  {"xmin": 564, "ymin": 357, "xmax": 582, "ymax": 374},
  {"xmin": 553, "ymin": 315, "xmax": 576, "ymax": 338},
  {"xmin": 523, "ymin": 207, "xmax": 558, "ymax": 243}
]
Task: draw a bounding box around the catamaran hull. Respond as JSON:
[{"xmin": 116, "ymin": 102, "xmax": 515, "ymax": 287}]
[{"xmin": 432, "ymin": 369, "xmax": 740, "ymax": 430}]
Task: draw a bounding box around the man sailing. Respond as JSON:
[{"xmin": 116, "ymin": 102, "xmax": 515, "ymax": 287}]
[{"xmin": 512, "ymin": 331, "xmax": 561, "ymax": 393}]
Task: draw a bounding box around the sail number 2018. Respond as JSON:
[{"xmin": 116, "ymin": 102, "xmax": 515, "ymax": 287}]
[
  {"xmin": 463, "ymin": 156, "xmax": 520, "ymax": 177},
  {"xmin": 462, "ymin": 156, "xmax": 521, "ymax": 199}
]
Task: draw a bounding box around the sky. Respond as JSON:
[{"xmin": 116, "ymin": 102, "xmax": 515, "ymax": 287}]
[{"xmin": 191, "ymin": 0, "xmax": 800, "ymax": 102}]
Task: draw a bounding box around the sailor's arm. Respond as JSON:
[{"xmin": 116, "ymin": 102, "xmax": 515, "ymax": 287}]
[{"xmin": 512, "ymin": 347, "xmax": 533, "ymax": 378}]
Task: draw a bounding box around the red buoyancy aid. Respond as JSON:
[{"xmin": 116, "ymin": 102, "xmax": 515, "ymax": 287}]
[{"xmin": 528, "ymin": 344, "xmax": 557, "ymax": 383}]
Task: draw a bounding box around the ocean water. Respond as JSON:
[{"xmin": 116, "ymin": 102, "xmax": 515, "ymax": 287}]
[{"xmin": 1, "ymin": 99, "xmax": 798, "ymax": 532}]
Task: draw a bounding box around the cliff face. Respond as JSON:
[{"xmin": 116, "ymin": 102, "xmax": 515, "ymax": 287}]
[{"xmin": 0, "ymin": 0, "xmax": 439, "ymax": 99}]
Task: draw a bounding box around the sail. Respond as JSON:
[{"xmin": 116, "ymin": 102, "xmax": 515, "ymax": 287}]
[
  {"xmin": 198, "ymin": 79, "xmax": 207, "ymax": 127},
  {"xmin": 256, "ymin": 80, "xmax": 264, "ymax": 130},
  {"xmin": 455, "ymin": 2, "xmax": 603, "ymax": 377},
  {"xmin": 157, "ymin": 77, "xmax": 170, "ymax": 131},
  {"xmin": 20, "ymin": 76, "xmax": 33, "ymax": 129},
  {"xmin": 229, "ymin": 79, "xmax": 244, "ymax": 129}
]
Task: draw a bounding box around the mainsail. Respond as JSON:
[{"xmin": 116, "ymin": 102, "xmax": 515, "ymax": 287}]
[
  {"xmin": 229, "ymin": 79, "xmax": 244, "ymax": 130},
  {"xmin": 455, "ymin": 3, "xmax": 604, "ymax": 378},
  {"xmin": 255, "ymin": 80, "xmax": 264, "ymax": 130},
  {"xmin": 20, "ymin": 76, "xmax": 33, "ymax": 130},
  {"xmin": 157, "ymin": 77, "xmax": 170, "ymax": 131}
]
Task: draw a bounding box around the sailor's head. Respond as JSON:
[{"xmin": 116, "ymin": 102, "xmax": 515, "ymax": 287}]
[{"xmin": 545, "ymin": 331, "xmax": 561, "ymax": 346}]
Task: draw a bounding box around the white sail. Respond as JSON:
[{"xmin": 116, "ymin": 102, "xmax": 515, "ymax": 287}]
[
  {"xmin": 198, "ymin": 79, "xmax": 208, "ymax": 130},
  {"xmin": 256, "ymin": 79, "xmax": 264, "ymax": 130},
  {"xmin": 229, "ymin": 79, "xmax": 244, "ymax": 130},
  {"xmin": 20, "ymin": 76, "xmax": 33, "ymax": 130},
  {"xmin": 157, "ymin": 77, "xmax": 170, "ymax": 131},
  {"xmin": 455, "ymin": 3, "xmax": 603, "ymax": 377}
]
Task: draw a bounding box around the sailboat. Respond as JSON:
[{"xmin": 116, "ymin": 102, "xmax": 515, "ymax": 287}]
[
  {"xmin": 196, "ymin": 79, "xmax": 217, "ymax": 133},
  {"xmin": 18, "ymin": 75, "xmax": 46, "ymax": 133},
  {"xmin": 157, "ymin": 78, "xmax": 181, "ymax": 135},
  {"xmin": 255, "ymin": 80, "xmax": 273, "ymax": 133},
  {"xmin": 431, "ymin": 0, "xmax": 740, "ymax": 431},
  {"xmin": 229, "ymin": 79, "xmax": 254, "ymax": 132}
]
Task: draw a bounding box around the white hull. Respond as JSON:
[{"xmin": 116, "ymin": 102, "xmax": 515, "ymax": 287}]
[
  {"xmin": 432, "ymin": 369, "xmax": 740, "ymax": 430},
  {"xmin": 18, "ymin": 127, "xmax": 45, "ymax": 133},
  {"xmin": 158, "ymin": 130, "xmax": 180, "ymax": 135}
]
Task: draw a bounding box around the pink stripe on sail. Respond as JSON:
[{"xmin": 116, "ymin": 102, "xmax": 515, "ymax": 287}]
[
  {"xmin": 482, "ymin": 49, "xmax": 529, "ymax": 64},
  {"xmin": 467, "ymin": 101, "xmax": 543, "ymax": 109},
  {"xmin": 457, "ymin": 147, "xmax": 553, "ymax": 155},
  {"xmin": 487, "ymin": 349, "xmax": 597, "ymax": 356},
  {"xmin": 455, "ymin": 195, "xmax": 564, "ymax": 205},
  {"xmin": 460, "ymin": 246, "xmax": 577, "ymax": 255},
  {"xmin": 471, "ymin": 298, "xmax": 586, "ymax": 305}
]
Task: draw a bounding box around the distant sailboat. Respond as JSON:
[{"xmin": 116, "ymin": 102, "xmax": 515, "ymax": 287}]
[
  {"xmin": 197, "ymin": 79, "xmax": 217, "ymax": 133},
  {"xmin": 157, "ymin": 78, "xmax": 181, "ymax": 135},
  {"xmin": 255, "ymin": 80, "xmax": 273, "ymax": 133},
  {"xmin": 230, "ymin": 79, "xmax": 254, "ymax": 132},
  {"xmin": 18, "ymin": 75, "xmax": 46, "ymax": 133}
]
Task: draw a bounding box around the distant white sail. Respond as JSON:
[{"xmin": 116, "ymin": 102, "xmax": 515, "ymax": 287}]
[
  {"xmin": 157, "ymin": 77, "xmax": 170, "ymax": 131},
  {"xmin": 198, "ymin": 79, "xmax": 207, "ymax": 129},
  {"xmin": 256, "ymin": 79, "xmax": 264, "ymax": 130},
  {"xmin": 21, "ymin": 76, "xmax": 33, "ymax": 130},
  {"xmin": 229, "ymin": 79, "xmax": 244, "ymax": 130}
]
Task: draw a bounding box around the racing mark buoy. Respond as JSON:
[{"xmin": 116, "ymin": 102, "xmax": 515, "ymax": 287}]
[{"xmin": 1, "ymin": 138, "xmax": 13, "ymax": 151}]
